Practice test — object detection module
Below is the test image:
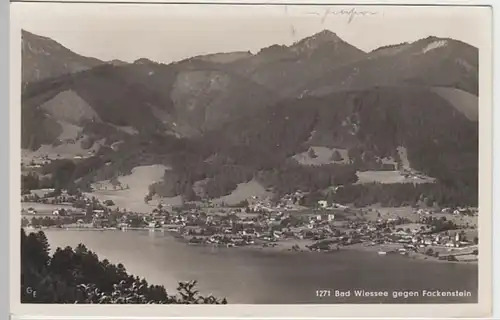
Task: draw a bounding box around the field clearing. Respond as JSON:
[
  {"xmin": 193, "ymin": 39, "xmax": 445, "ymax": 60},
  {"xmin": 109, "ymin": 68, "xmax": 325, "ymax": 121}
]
[
  {"xmin": 431, "ymin": 87, "xmax": 478, "ymax": 121},
  {"xmin": 22, "ymin": 202, "xmax": 74, "ymax": 211},
  {"xmin": 21, "ymin": 138, "xmax": 105, "ymax": 163},
  {"xmin": 87, "ymin": 190, "xmax": 183, "ymax": 213},
  {"xmin": 57, "ymin": 121, "xmax": 82, "ymax": 140},
  {"xmin": 30, "ymin": 188, "xmax": 55, "ymax": 198},
  {"xmin": 356, "ymin": 170, "xmax": 434, "ymax": 184},
  {"xmin": 430, "ymin": 213, "xmax": 478, "ymax": 228},
  {"xmin": 39, "ymin": 90, "xmax": 101, "ymax": 123},
  {"xmin": 89, "ymin": 165, "xmax": 180, "ymax": 213},
  {"xmin": 92, "ymin": 165, "xmax": 169, "ymax": 190},
  {"xmin": 362, "ymin": 206, "xmax": 417, "ymax": 221},
  {"xmin": 21, "ymin": 202, "xmax": 75, "ymax": 215},
  {"xmin": 292, "ymin": 146, "xmax": 349, "ymax": 166},
  {"xmin": 213, "ymin": 179, "xmax": 272, "ymax": 206}
]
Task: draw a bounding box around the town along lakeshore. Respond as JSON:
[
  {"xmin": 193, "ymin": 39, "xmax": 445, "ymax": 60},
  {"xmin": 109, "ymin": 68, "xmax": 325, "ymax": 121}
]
[
  {"xmin": 22, "ymin": 190, "xmax": 479, "ymax": 265},
  {"xmin": 22, "ymin": 189, "xmax": 478, "ymax": 303},
  {"xmin": 43, "ymin": 228, "xmax": 478, "ymax": 304}
]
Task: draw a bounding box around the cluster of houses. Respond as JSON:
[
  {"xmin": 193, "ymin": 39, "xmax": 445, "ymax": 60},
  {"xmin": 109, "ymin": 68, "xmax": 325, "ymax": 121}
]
[
  {"xmin": 22, "ymin": 189, "xmax": 118, "ymax": 227},
  {"xmin": 81, "ymin": 194, "xmax": 477, "ymax": 260},
  {"xmin": 414, "ymin": 207, "xmax": 478, "ymax": 216},
  {"xmin": 95, "ymin": 196, "xmax": 345, "ymax": 248},
  {"xmin": 21, "ymin": 187, "xmax": 478, "ymax": 261},
  {"xmin": 247, "ymin": 193, "xmax": 348, "ymax": 213}
]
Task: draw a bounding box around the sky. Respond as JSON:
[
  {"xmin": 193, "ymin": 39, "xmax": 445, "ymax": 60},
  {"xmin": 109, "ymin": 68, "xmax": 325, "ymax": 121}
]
[{"xmin": 11, "ymin": 3, "xmax": 490, "ymax": 64}]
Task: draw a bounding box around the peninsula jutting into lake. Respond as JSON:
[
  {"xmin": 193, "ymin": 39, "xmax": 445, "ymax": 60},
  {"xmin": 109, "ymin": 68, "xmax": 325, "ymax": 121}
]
[{"xmin": 19, "ymin": 4, "xmax": 481, "ymax": 305}]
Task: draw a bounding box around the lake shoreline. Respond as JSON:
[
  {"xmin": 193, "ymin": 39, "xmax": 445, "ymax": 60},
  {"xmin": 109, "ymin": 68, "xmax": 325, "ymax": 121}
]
[
  {"xmin": 32, "ymin": 227, "xmax": 478, "ymax": 265},
  {"xmin": 235, "ymin": 238, "xmax": 478, "ymax": 265},
  {"xmin": 41, "ymin": 228, "xmax": 479, "ymax": 304}
]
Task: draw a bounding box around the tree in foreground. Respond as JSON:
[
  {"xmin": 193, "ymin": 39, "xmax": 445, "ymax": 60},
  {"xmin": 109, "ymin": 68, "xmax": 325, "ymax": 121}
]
[
  {"xmin": 329, "ymin": 150, "xmax": 343, "ymax": 162},
  {"xmin": 308, "ymin": 148, "xmax": 318, "ymax": 159},
  {"xmin": 21, "ymin": 228, "xmax": 227, "ymax": 304}
]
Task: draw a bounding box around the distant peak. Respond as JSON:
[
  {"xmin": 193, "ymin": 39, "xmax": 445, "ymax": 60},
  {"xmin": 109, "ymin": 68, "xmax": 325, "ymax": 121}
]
[
  {"xmin": 413, "ymin": 35, "xmax": 453, "ymax": 46},
  {"xmin": 290, "ymin": 29, "xmax": 347, "ymax": 53},
  {"xmin": 21, "ymin": 29, "xmax": 51, "ymax": 41},
  {"xmin": 287, "ymin": 29, "xmax": 362, "ymax": 57},
  {"xmin": 315, "ymin": 29, "xmax": 339, "ymax": 38},
  {"xmin": 298, "ymin": 29, "xmax": 341, "ymax": 44}
]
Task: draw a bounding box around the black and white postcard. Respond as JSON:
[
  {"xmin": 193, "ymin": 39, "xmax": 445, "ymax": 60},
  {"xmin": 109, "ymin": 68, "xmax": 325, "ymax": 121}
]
[{"xmin": 9, "ymin": 1, "xmax": 493, "ymax": 318}]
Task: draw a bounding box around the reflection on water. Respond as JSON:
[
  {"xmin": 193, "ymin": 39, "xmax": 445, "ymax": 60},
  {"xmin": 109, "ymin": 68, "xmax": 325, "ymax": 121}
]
[{"xmin": 43, "ymin": 230, "xmax": 478, "ymax": 304}]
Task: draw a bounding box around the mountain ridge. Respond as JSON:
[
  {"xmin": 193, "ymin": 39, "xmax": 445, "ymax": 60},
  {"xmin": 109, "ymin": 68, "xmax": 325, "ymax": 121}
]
[
  {"xmin": 22, "ymin": 29, "xmax": 105, "ymax": 83},
  {"xmin": 20, "ymin": 29, "xmax": 479, "ymax": 207}
]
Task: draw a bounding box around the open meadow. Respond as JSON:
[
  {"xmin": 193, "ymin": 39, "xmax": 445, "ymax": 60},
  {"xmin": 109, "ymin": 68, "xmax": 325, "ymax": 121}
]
[{"xmin": 88, "ymin": 165, "xmax": 182, "ymax": 213}]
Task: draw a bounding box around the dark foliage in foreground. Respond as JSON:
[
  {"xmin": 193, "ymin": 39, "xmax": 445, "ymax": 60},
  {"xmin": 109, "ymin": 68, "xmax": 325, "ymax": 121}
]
[{"xmin": 21, "ymin": 229, "xmax": 227, "ymax": 304}]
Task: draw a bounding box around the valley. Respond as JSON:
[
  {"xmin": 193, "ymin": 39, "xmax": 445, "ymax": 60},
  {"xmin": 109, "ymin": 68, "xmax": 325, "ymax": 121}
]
[
  {"xmin": 17, "ymin": 17, "xmax": 483, "ymax": 307},
  {"xmin": 20, "ymin": 28, "xmax": 478, "ymax": 223}
]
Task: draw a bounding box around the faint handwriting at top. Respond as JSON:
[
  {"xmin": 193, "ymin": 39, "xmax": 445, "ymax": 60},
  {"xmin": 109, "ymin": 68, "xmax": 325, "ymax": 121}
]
[{"xmin": 306, "ymin": 7, "xmax": 381, "ymax": 24}]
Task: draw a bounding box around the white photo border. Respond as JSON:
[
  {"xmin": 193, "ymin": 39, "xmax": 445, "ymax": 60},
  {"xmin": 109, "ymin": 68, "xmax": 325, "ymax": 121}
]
[{"xmin": 6, "ymin": 0, "xmax": 496, "ymax": 319}]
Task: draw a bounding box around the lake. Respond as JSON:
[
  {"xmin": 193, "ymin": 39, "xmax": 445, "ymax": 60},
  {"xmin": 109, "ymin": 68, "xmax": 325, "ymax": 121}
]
[{"xmin": 43, "ymin": 229, "xmax": 478, "ymax": 304}]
